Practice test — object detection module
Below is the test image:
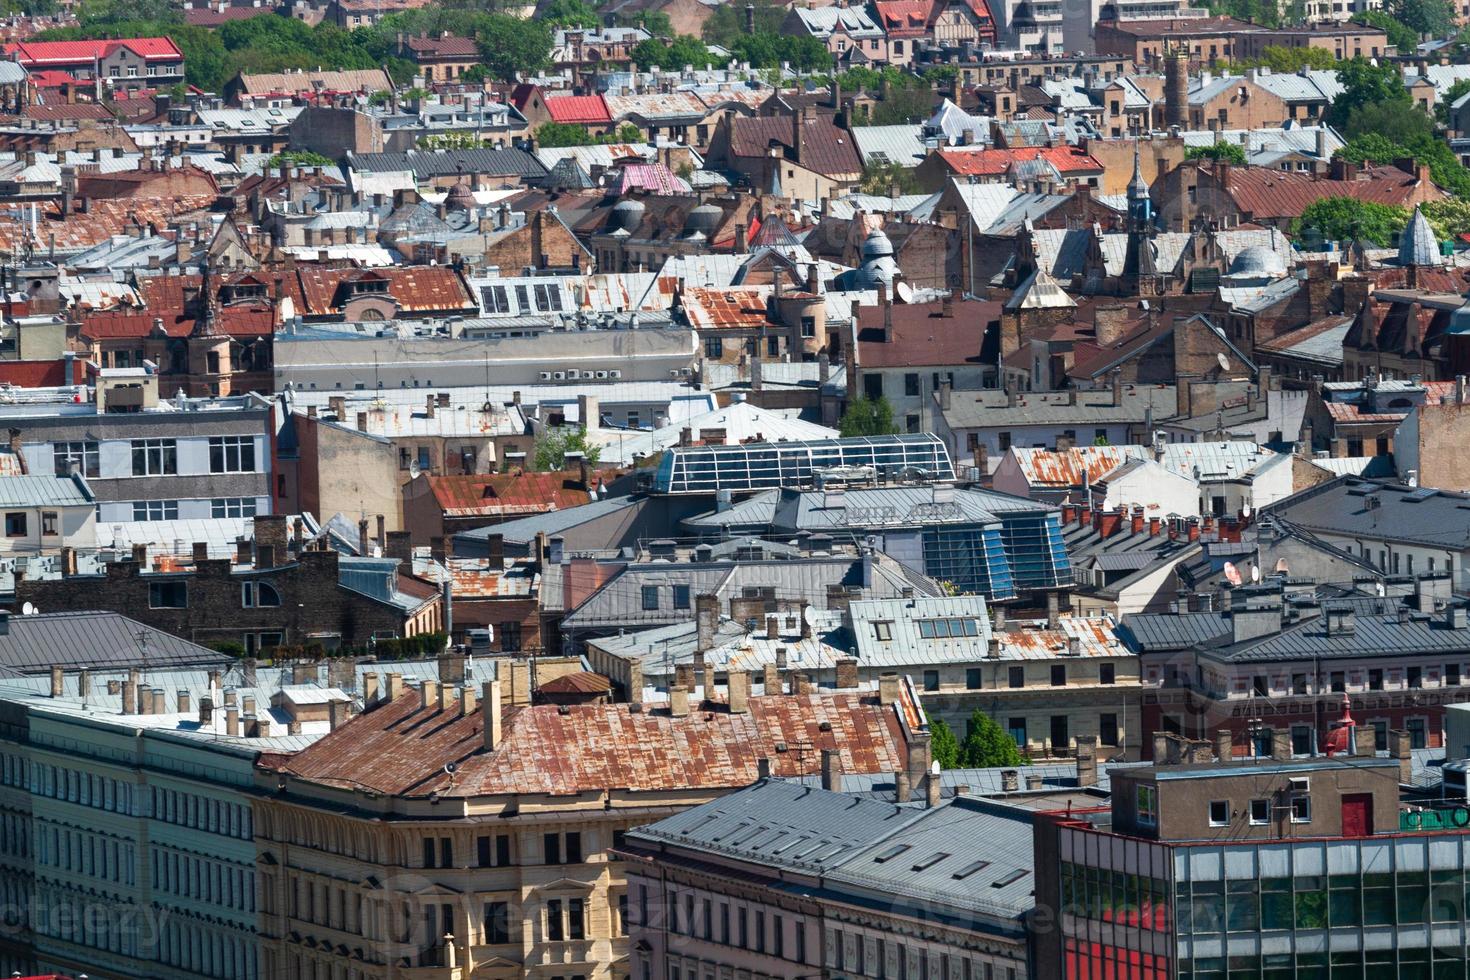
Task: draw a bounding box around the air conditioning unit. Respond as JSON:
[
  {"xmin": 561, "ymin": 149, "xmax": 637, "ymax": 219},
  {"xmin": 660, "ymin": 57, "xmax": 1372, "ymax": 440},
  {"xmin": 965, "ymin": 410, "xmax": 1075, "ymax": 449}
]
[
  {"xmin": 553, "ymin": 372, "xmax": 566, "ymax": 381},
  {"xmin": 1287, "ymin": 777, "xmax": 1309, "ymax": 793},
  {"xmin": 595, "ymin": 370, "xmax": 609, "ymax": 379},
  {"xmin": 539, "ymin": 372, "xmax": 552, "ymax": 381},
  {"xmin": 610, "ymin": 370, "xmax": 622, "ymax": 379}
]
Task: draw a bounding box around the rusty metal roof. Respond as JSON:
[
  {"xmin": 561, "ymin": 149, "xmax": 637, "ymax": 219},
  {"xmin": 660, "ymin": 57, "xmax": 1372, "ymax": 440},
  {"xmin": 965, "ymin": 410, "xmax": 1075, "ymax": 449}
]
[{"xmin": 280, "ymin": 689, "xmax": 909, "ymax": 798}]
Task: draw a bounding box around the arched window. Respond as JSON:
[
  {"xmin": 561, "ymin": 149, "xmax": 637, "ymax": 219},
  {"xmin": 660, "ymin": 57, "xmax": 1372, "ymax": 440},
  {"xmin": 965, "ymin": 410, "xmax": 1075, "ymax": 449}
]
[{"xmin": 256, "ymin": 582, "xmax": 281, "ymax": 607}]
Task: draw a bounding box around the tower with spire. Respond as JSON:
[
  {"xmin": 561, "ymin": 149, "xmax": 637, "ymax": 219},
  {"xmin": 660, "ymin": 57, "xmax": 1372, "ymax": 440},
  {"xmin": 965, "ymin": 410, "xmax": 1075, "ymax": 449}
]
[
  {"xmin": 186, "ymin": 259, "xmax": 232, "ymax": 395},
  {"xmin": 1121, "ymin": 145, "xmax": 1164, "ymax": 296}
]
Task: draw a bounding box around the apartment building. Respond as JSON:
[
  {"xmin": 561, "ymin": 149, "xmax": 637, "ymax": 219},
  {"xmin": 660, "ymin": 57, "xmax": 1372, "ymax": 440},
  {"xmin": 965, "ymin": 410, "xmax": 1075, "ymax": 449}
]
[
  {"xmin": 1124, "ymin": 575, "xmax": 1470, "ymax": 758},
  {"xmin": 255, "ymin": 677, "xmax": 931, "ymax": 980},
  {"xmin": 1, "ymin": 378, "xmax": 274, "ymax": 525},
  {"xmin": 621, "ymin": 778, "xmax": 1033, "ymax": 980},
  {"xmin": 1033, "ymin": 736, "xmax": 1447, "ymax": 980}
]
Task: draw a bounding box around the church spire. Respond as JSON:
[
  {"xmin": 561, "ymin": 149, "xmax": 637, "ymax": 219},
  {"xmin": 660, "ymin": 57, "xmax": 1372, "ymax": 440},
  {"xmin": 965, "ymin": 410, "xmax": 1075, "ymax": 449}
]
[{"xmin": 191, "ymin": 258, "xmax": 220, "ymax": 338}]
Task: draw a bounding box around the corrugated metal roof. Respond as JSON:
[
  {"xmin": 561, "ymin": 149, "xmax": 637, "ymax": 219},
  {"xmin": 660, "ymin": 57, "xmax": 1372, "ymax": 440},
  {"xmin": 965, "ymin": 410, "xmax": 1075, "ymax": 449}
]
[
  {"xmin": 0, "ymin": 611, "xmax": 232, "ymax": 674},
  {"xmin": 0, "ymin": 474, "xmax": 92, "ymax": 507}
]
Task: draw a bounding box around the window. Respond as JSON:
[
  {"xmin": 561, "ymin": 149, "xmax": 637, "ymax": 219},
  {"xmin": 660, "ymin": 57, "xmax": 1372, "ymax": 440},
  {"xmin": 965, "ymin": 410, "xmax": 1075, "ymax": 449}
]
[
  {"xmin": 1008, "ymin": 666, "xmax": 1024, "ymax": 689},
  {"xmin": 1209, "ymin": 800, "xmax": 1229, "ymax": 826},
  {"xmin": 53, "ymin": 441, "xmax": 98, "ymax": 478},
  {"xmin": 705, "ymin": 337, "xmax": 722, "ymax": 359},
  {"xmin": 546, "ymin": 899, "xmax": 564, "ymax": 941},
  {"xmin": 904, "ymin": 373, "xmax": 920, "ymax": 397},
  {"xmin": 40, "ymin": 511, "xmax": 56, "ymax": 536},
  {"xmin": 966, "ymin": 668, "xmax": 982, "ymax": 690},
  {"xmin": 483, "ymin": 901, "xmax": 509, "ymax": 944},
  {"xmin": 148, "ymin": 581, "xmax": 186, "ymax": 609},
  {"xmin": 1369, "ymin": 669, "xmax": 1384, "ymax": 691},
  {"xmin": 1408, "ymin": 666, "xmax": 1423, "ymax": 689},
  {"xmin": 423, "ymin": 838, "xmax": 436, "ymax": 868},
  {"xmin": 800, "ymin": 316, "xmax": 815, "ymax": 337},
  {"xmin": 640, "ymin": 586, "xmax": 659, "ymax": 611},
  {"xmin": 1249, "ymin": 798, "xmax": 1270, "ymax": 825},
  {"xmin": 1252, "ymin": 675, "xmax": 1268, "ymax": 696},
  {"xmin": 1051, "ymin": 665, "xmax": 1066, "ymax": 686},
  {"xmin": 1292, "ymin": 673, "xmax": 1307, "ymax": 695},
  {"xmin": 1050, "ymin": 714, "xmax": 1069, "ymax": 752},
  {"xmin": 1330, "ymin": 671, "xmax": 1346, "ymax": 693},
  {"xmin": 1408, "ymin": 717, "xmax": 1428, "ymax": 749},
  {"xmin": 1449, "ymin": 664, "xmax": 1462, "ymax": 687},
  {"xmin": 499, "ymin": 621, "xmax": 522, "ymax": 653},
  {"xmin": 131, "ymin": 439, "xmax": 177, "ymax": 475},
  {"xmin": 212, "ymin": 497, "xmax": 257, "ymax": 518},
  {"xmin": 481, "ymin": 285, "xmax": 510, "ymax": 312},
  {"xmin": 477, "ymin": 836, "xmax": 491, "ymax": 867},
  {"xmin": 1100, "ymin": 712, "xmax": 1119, "ymax": 746},
  {"xmin": 3, "ymin": 513, "xmax": 24, "ymax": 537},
  {"xmin": 564, "ymin": 832, "xmax": 581, "ymax": 864},
  {"xmin": 567, "ymin": 898, "xmax": 585, "ymax": 940},
  {"xmin": 1099, "ymin": 663, "xmax": 1115, "ymax": 685},
  {"xmin": 1290, "ymin": 794, "xmax": 1311, "ymax": 823},
  {"xmin": 1136, "ymin": 784, "xmax": 1158, "ymax": 827},
  {"xmin": 533, "ymin": 283, "xmax": 564, "ymax": 312},
  {"xmin": 672, "ymin": 584, "xmax": 691, "ymax": 609},
  {"xmin": 874, "ymin": 621, "xmax": 893, "ymax": 642},
  {"xmin": 132, "ymin": 500, "xmax": 179, "ymax": 521},
  {"xmin": 1007, "ymin": 717, "xmax": 1026, "ymax": 747},
  {"xmin": 544, "ymin": 833, "xmax": 561, "ymax": 865},
  {"xmin": 923, "ymin": 670, "xmax": 939, "ymax": 692}
]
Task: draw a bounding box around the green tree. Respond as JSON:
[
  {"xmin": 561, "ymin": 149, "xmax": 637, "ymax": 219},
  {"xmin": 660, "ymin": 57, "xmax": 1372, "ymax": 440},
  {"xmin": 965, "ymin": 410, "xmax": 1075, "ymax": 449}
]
[
  {"xmin": 266, "ymin": 149, "xmax": 335, "ymax": 168},
  {"xmin": 1185, "ymin": 142, "xmax": 1248, "ymax": 164},
  {"xmin": 541, "ymin": 0, "xmax": 599, "ymax": 28},
  {"xmin": 1326, "ymin": 57, "xmax": 1411, "ymax": 130},
  {"xmin": 1354, "ymin": 10, "xmax": 1421, "ymax": 52},
  {"xmin": 958, "ymin": 710, "xmax": 1026, "ymax": 768},
  {"xmin": 702, "ymin": 0, "xmax": 784, "ymax": 46},
  {"xmin": 1235, "ymin": 45, "xmax": 1339, "ymax": 72},
  {"xmin": 859, "ymin": 161, "xmax": 920, "ymax": 196},
  {"xmin": 727, "ymin": 33, "xmax": 831, "ymax": 71},
  {"xmin": 1387, "ymin": 0, "xmax": 1455, "ymax": 38},
  {"xmin": 477, "ymin": 16, "xmax": 554, "ymax": 80},
  {"xmin": 533, "ymin": 427, "xmax": 602, "ymax": 471},
  {"xmin": 537, "ymin": 121, "xmax": 596, "ymax": 147},
  {"xmin": 631, "ymin": 33, "xmax": 715, "ymax": 71},
  {"xmin": 930, "ymin": 717, "xmax": 961, "ymax": 770},
  {"xmin": 1336, "ymin": 129, "xmax": 1470, "ymax": 196},
  {"xmin": 1293, "ymin": 197, "xmax": 1409, "ymax": 246},
  {"xmin": 1422, "ymin": 198, "xmax": 1470, "ymax": 239},
  {"xmin": 418, "ymin": 132, "xmax": 491, "ymax": 149},
  {"xmin": 839, "ymin": 394, "xmax": 898, "ymax": 437}
]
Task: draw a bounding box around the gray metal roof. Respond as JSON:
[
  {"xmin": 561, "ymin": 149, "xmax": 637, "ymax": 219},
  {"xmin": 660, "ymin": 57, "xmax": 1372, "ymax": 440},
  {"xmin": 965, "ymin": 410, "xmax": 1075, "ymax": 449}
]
[
  {"xmin": 0, "ymin": 611, "xmax": 232, "ymax": 675},
  {"xmin": 456, "ymin": 495, "xmax": 641, "ymax": 547},
  {"xmin": 1119, "ymin": 610, "xmax": 1231, "ymax": 651},
  {"xmin": 0, "ymin": 474, "xmax": 93, "ymax": 507},
  {"xmin": 347, "ymin": 148, "xmax": 547, "ymax": 179},
  {"xmin": 848, "ymin": 595, "xmax": 992, "ymax": 667},
  {"xmin": 940, "ymin": 386, "xmax": 1178, "ymax": 429},
  {"xmin": 1266, "ymin": 478, "xmax": 1470, "ymax": 549}
]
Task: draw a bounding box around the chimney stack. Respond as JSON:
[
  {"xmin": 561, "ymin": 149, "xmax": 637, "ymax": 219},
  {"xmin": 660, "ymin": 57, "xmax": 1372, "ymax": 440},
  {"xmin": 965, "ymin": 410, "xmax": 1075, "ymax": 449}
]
[
  {"xmin": 670, "ymin": 685, "xmax": 690, "ymax": 717},
  {"xmin": 49, "ymin": 666, "xmax": 62, "ymax": 698},
  {"xmin": 482, "ymin": 680, "xmax": 503, "ymax": 751},
  {"xmin": 728, "ymin": 670, "xmax": 750, "ymax": 713},
  {"xmin": 925, "ymin": 771, "xmax": 942, "ymax": 808},
  {"xmin": 821, "ymin": 748, "xmax": 843, "ymax": 792}
]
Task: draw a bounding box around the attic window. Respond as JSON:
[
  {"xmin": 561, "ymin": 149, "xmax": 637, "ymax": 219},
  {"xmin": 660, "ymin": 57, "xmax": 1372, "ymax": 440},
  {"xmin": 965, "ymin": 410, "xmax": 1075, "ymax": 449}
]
[
  {"xmin": 992, "ymin": 869, "xmax": 1029, "ymax": 888},
  {"xmin": 874, "ymin": 622, "xmax": 892, "ymax": 641},
  {"xmin": 872, "ymin": 844, "xmax": 910, "ymax": 864},
  {"xmin": 952, "ymin": 860, "xmax": 991, "ymax": 880},
  {"xmin": 911, "ymin": 852, "xmax": 951, "ymax": 871}
]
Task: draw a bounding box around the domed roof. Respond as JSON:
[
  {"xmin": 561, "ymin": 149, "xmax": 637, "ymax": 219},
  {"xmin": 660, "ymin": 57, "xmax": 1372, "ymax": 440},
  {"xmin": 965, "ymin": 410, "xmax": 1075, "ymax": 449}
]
[
  {"xmin": 861, "ymin": 227, "xmax": 894, "ymax": 260},
  {"xmin": 684, "ymin": 202, "xmax": 723, "ymax": 237},
  {"xmin": 610, "ymin": 198, "xmax": 645, "ymax": 232},
  {"xmin": 1399, "ymin": 206, "xmax": 1440, "ymax": 268},
  {"xmin": 1228, "ymin": 244, "xmax": 1287, "ymax": 278},
  {"xmin": 444, "ymin": 181, "xmax": 477, "ymax": 213}
]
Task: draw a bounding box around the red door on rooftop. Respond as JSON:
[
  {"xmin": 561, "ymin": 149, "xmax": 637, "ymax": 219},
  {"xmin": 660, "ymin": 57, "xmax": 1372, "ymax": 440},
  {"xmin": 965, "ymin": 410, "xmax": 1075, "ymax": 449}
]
[{"xmin": 1342, "ymin": 793, "xmax": 1373, "ymax": 837}]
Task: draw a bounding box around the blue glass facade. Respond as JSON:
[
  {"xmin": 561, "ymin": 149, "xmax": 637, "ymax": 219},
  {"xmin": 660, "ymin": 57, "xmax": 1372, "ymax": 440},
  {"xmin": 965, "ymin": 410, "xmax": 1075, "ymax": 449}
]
[{"xmin": 653, "ymin": 434, "xmax": 955, "ymax": 495}]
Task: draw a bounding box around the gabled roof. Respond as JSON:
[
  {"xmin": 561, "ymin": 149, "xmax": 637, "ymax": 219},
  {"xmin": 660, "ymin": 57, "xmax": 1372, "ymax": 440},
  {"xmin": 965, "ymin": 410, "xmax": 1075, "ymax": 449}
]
[
  {"xmin": 4, "ymin": 37, "xmax": 182, "ymax": 65},
  {"xmin": 728, "ymin": 114, "xmax": 863, "ymax": 179},
  {"xmin": 425, "ymin": 472, "xmax": 593, "ymax": 517},
  {"xmin": 934, "ymin": 144, "xmax": 1102, "ymax": 177},
  {"xmin": 544, "ymin": 94, "xmax": 612, "ymax": 125}
]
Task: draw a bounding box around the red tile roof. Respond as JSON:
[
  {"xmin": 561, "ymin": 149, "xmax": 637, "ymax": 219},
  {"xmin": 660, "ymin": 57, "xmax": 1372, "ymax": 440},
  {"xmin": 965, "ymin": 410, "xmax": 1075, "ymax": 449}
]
[
  {"xmin": 403, "ymin": 34, "xmax": 480, "ymax": 58},
  {"xmin": 935, "ymin": 144, "xmax": 1103, "ymax": 177},
  {"xmin": 874, "ymin": 0, "xmax": 933, "ymax": 35},
  {"xmin": 3, "ymin": 37, "xmax": 183, "ymax": 65},
  {"xmin": 544, "ymin": 94, "xmax": 612, "ymax": 125},
  {"xmin": 426, "ymin": 471, "xmax": 593, "ymax": 517},
  {"xmin": 538, "ymin": 671, "xmax": 613, "ymax": 695},
  {"xmin": 21, "ymin": 103, "xmax": 113, "ymax": 121},
  {"xmin": 276, "ymin": 689, "xmax": 910, "ymax": 797},
  {"xmin": 0, "ymin": 195, "xmax": 214, "ymax": 253},
  {"xmin": 1212, "ymin": 163, "xmax": 1447, "ymax": 220},
  {"xmin": 294, "ymin": 266, "xmax": 476, "ymax": 316}
]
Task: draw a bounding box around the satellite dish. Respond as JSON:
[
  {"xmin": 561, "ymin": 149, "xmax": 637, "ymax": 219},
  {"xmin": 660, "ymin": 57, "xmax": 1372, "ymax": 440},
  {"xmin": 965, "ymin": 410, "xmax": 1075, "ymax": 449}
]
[
  {"xmin": 443, "ymin": 762, "xmax": 458, "ymax": 775},
  {"xmin": 1217, "ymin": 351, "xmax": 1231, "ymax": 372},
  {"xmin": 409, "ymin": 460, "xmax": 421, "ymax": 480},
  {"xmin": 1242, "ymin": 504, "xmax": 1252, "ymax": 519},
  {"xmin": 1275, "ymin": 558, "xmax": 1290, "ymax": 574},
  {"xmin": 1250, "ymin": 565, "xmax": 1262, "ymax": 583},
  {"xmin": 931, "ymin": 760, "xmax": 940, "ymax": 775},
  {"xmin": 803, "ymin": 604, "xmax": 819, "ymax": 629},
  {"xmin": 894, "ymin": 281, "xmax": 914, "ymax": 304},
  {"xmin": 20, "ymin": 602, "xmax": 34, "ymax": 616},
  {"xmin": 1223, "ymin": 562, "xmax": 1241, "ymax": 586}
]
